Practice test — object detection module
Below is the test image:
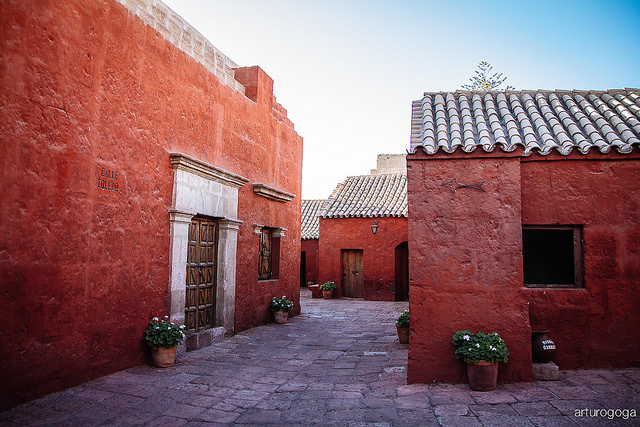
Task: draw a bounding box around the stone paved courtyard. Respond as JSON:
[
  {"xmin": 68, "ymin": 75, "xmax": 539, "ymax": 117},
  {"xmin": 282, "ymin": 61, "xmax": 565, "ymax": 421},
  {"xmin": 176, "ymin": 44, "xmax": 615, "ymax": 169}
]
[{"xmin": 2, "ymin": 288, "xmax": 639, "ymax": 426}]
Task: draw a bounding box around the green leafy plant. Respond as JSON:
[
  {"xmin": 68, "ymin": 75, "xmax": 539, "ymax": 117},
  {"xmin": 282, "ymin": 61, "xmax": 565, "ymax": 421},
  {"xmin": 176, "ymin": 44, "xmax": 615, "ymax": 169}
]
[
  {"xmin": 396, "ymin": 310, "xmax": 409, "ymax": 327},
  {"xmin": 269, "ymin": 295, "xmax": 294, "ymax": 312},
  {"xmin": 144, "ymin": 316, "xmax": 185, "ymax": 351},
  {"xmin": 452, "ymin": 330, "xmax": 509, "ymax": 363},
  {"xmin": 320, "ymin": 281, "xmax": 336, "ymax": 291}
]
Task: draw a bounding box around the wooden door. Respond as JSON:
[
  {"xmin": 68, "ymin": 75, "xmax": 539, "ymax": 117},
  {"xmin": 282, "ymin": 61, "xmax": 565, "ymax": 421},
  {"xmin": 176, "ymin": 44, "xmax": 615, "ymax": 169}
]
[
  {"xmin": 185, "ymin": 217, "xmax": 217, "ymax": 333},
  {"xmin": 341, "ymin": 249, "xmax": 363, "ymax": 298}
]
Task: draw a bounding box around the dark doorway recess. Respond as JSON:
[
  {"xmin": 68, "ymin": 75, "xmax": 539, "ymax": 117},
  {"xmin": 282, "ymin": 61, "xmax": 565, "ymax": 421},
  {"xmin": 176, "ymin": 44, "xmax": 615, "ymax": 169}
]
[{"xmin": 395, "ymin": 241, "xmax": 409, "ymax": 301}]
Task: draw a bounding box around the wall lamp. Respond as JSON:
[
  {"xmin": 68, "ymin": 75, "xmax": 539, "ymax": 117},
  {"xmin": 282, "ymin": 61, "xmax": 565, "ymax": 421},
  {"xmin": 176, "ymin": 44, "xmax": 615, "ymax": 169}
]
[{"xmin": 371, "ymin": 220, "xmax": 379, "ymax": 235}]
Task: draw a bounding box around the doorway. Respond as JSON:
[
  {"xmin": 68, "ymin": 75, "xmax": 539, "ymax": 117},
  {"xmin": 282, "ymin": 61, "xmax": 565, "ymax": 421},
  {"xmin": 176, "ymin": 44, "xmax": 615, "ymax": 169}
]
[
  {"xmin": 185, "ymin": 217, "xmax": 217, "ymax": 333},
  {"xmin": 341, "ymin": 249, "xmax": 364, "ymax": 298},
  {"xmin": 300, "ymin": 251, "xmax": 307, "ymax": 287},
  {"xmin": 395, "ymin": 241, "xmax": 409, "ymax": 301}
]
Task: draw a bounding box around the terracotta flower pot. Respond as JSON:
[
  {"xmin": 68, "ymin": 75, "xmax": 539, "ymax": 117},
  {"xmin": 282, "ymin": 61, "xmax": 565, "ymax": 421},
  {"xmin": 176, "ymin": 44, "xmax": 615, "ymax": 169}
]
[
  {"xmin": 151, "ymin": 345, "xmax": 177, "ymax": 368},
  {"xmin": 466, "ymin": 361, "xmax": 498, "ymax": 391},
  {"xmin": 273, "ymin": 310, "xmax": 288, "ymax": 324},
  {"xmin": 322, "ymin": 290, "xmax": 333, "ymax": 299},
  {"xmin": 396, "ymin": 326, "xmax": 409, "ymax": 344}
]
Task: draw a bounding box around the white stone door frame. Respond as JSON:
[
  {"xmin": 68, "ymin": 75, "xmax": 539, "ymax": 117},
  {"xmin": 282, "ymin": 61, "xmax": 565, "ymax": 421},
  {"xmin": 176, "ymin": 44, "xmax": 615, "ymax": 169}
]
[{"xmin": 168, "ymin": 153, "xmax": 248, "ymax": 337}]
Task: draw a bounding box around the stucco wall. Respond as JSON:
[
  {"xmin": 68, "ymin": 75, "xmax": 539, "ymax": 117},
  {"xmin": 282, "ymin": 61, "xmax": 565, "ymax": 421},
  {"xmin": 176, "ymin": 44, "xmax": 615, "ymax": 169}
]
[
  {"xmin": 318, "ymin": 216, "xmax": 408, "ymax": 300},
  {"xmin": 406, "ymin": 150, "xmax": 640, "ymax": 385},
  {"xmin": 0, "ymin": 0, "xmax": 302, "ymax": 409},
  {"xmin": 521, "ymin": 155, "xmax": 640, "ymax": 370},
  {"xmin": 406, "ymin": 153, "xmax": 531, "ymax": 384}
]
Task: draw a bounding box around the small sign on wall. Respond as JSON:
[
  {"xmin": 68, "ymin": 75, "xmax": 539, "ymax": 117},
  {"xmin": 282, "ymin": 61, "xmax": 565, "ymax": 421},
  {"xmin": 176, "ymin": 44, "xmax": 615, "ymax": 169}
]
[{"xmin": 97, "ymin": 167, "xmax": 120, "ymax": 193}]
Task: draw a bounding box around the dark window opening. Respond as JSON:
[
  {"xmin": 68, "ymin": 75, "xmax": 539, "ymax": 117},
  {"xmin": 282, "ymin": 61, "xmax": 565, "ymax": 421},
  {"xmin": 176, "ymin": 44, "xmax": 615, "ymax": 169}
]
[{"xmin": 522, "ymin": 226, "xmax": 582, "ymax": 288}]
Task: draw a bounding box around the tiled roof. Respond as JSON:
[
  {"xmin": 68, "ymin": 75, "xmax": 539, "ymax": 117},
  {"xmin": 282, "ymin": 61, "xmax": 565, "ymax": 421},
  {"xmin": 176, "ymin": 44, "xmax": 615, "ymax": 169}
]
[
  {"xmin": 301, "ymin": 199, "xmax": 324, "ymax": 239},
  {"xmin": 410, "ymin": 89, "xmax": 640, "ymax": 155},
  {"xmin": 320, "ymin": 173, "xmax": 407, "ymax": 218}
]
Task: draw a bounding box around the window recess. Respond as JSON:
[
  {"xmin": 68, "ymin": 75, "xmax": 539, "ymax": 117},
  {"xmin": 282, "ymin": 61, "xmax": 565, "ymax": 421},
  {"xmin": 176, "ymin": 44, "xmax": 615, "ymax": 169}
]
[{"xmin": 522, "ymin": 225, "xmax": 583, "ymax": 288}]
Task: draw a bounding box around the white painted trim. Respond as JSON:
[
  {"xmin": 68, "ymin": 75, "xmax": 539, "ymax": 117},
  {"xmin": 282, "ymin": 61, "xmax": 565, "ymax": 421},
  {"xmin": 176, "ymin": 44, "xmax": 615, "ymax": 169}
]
[{"xmin": 253, "ymin": 183, "xmax": 295, "ymax": 202}]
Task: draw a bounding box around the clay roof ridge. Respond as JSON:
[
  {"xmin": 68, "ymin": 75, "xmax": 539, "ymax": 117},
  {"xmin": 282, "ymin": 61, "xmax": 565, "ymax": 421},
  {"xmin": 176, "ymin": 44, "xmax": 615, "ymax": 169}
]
[
  {"xmin": 321, "ymin": 172, "xmax": 408, "ymax": 219},
  {"xmin": 411, "ymin": 89, "xmax": 640, "ymax": 156},
  {"xmin": 301, "ymin": 199, "xmax": 325, "ymax": 239}
]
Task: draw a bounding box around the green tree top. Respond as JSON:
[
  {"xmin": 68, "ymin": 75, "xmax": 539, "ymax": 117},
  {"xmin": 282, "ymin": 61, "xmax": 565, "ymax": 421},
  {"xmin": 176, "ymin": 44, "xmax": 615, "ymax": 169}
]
[{"xmin": 462, "ymin": 61, "xmax": 514, "ymax": 91}]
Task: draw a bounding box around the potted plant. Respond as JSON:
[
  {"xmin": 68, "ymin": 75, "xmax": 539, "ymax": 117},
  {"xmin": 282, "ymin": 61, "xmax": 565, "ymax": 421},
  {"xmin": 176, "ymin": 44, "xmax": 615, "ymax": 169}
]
[
  {"xmin": 396, "ymin": 310, "xmax": 409, "ymax": 344},
  {"xmin": 320, "ymin": 281, "xmax": 336, "ymax": 299},
  {"xmin": 452, "ymin": 330, "xmax": 509, "ymax": 391},
  {"xmin": 269, "ymin": 295, "xmax": 294, "ymax": 324},
  {"xmin": 144, "ymin": 316, "xmax": 186, "ymax": 368}
]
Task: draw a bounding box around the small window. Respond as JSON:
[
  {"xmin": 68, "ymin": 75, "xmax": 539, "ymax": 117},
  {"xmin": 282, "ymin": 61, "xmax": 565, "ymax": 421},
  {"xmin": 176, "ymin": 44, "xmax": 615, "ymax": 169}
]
[
  {"xmin": 522, "ymin": 226, "xmax": 582, "ymax": 288},
  {"xmin": 258, "ymin": 227, "xmax": 280, "ymax": 280}
]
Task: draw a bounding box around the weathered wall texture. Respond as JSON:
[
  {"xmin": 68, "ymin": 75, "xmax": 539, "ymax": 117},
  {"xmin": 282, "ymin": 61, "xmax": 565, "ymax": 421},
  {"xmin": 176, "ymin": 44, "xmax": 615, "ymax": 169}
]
[
  {"xmin": 521, "ymin": 154, "xmax": 640, "ymax": 370},
  {"xmin": 318, "ymin": 217, "xmax": 408, "ymax": 300},
  {"xmin": 0, "ymin": 0, "xmax": 302, "ymax": 409},
  {"xmin": 406, "ymin": 150, "xmax": 640, "ymax": 384},
  {"xmin": 301, "ymin": 238, "xmax": 319, "ymax": 285},
  {"xmin": 406, "ymin": 152, "xmax": 531, "ymax": 384}
]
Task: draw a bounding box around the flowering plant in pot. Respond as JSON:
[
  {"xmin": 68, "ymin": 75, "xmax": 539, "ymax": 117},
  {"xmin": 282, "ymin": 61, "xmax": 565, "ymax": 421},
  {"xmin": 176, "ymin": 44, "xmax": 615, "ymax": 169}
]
[
  {"xmin": 452, "ymin": 330, "xmax": 509, "ymax": 391},
  {"xmin": 144, "ymin": 316, "xmax": 186, "ymax": 367},
  {"xmin": 319, "ymin": 281, "xmax": 336, "ymax": 299},
  {"xmin": 269, "ymin": 296, "xmax": 294, "ymax": 324},
  {"xmin": 396, "ymin": 310, "xmax": 409, "ymax": 344}
]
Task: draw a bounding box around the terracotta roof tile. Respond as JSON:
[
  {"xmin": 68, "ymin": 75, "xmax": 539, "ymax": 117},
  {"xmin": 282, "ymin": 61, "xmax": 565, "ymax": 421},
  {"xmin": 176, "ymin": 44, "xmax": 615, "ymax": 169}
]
[
  {"xmin": 320, "ymin": 173, "xmax": 407, "ymax": 219},
  {"xmin": 410, "ymin": 88, "xmax": 640, "ymax": 155},
  {"xmin": 301, "ymin": 199, "xmax": 324, "ymax": 239}
]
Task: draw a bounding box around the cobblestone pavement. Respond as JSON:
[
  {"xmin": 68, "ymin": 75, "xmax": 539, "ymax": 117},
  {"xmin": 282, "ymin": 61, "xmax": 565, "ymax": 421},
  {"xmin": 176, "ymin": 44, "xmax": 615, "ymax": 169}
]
[{"xmin": 2, "ymin": 289, "xmax": 639, "ymax": 426}]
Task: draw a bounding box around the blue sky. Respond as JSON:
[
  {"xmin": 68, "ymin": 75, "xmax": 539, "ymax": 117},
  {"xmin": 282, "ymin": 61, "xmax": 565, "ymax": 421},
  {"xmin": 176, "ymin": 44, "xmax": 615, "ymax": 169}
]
[{"xmin": 163, "ymin": 0, "xmax": 640, "ymax": 199}]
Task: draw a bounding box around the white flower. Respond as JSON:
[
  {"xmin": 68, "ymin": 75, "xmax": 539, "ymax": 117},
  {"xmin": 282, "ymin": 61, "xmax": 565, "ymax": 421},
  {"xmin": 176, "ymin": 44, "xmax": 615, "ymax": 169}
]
[
  {"xmin": 490, "ymin": 346, "xmax": 496, "ymax": 351},
  {"xmin": 164, "ymin": 315, "xmax": 169, "ymax": 319},
  {"xmin": 475, "ymin": 343, "xmax": 480, "ymax": 348},
  {"xmin": 152, "ymin": 317, "xmax": 159, "ymax": 321},
  {"xmin": 179, "ymin": 325, "xmax": 185, "ymax": 329},
  {"xmin": 463, "ymin": 335, "xmax": 470, "ymax": 341}
]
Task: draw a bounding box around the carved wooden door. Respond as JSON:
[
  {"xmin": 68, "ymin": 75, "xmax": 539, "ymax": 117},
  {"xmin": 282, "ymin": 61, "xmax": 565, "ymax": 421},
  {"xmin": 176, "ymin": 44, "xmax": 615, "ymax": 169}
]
[
  {"xmin": 341, "ymin": 249, "xmax": 363, "ymax": 298},
  {"xmin": 185, "ymin": 217, "xmax": 217, "ymax": 333}
]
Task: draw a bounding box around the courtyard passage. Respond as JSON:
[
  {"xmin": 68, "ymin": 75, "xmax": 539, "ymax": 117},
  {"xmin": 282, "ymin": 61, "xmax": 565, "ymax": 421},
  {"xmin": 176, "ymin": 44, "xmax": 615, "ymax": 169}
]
[{"xmin": 2, "ymin": 289, "xmax": 639, "ymax": 425}]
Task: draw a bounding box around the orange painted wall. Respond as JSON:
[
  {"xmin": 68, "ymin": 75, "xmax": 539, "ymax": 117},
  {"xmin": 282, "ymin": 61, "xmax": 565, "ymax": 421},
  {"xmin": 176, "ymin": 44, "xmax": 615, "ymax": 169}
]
[
  {"xmin": 0, "ymin": 0, "xmax": 302, "ymax": 409},
  {"xmin": 406, "ymin": 150, "xmax": 640, "ymax": 384},
  {"xmin": 318, "ymin": 216, "xmax": 408, "ymax": 300}
]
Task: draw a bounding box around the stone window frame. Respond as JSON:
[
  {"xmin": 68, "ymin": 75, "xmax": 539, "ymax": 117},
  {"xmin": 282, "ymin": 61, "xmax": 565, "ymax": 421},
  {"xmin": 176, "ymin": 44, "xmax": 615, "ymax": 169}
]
[{"xmin": 254, "ymin": 225, "xmax": 286, "ymax": 281}]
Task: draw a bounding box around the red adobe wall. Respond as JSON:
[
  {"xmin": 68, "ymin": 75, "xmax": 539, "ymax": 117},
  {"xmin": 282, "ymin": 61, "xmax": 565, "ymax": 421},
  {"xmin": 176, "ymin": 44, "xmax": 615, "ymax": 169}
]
[
  {"xmin": 406, "ymin": 149, "xmax": 640, "ymax": 385},
  {"xmin": 406, "ymin": 152, "xmax": 532, "ymax": 384},
  {"xmin": 301, "ymin": 239, "xmax": 319, "ymax": 285},
  {"xmin": 520, "ymin": 153, "xmax": 640, "ymax": 370},
  {"xmin": 318, "ymin": 216, "xmax": 408, "ymax": 300},
  {"xmin": 0, "ymin": 0, "xmax": 302, "ymax": 409}
]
